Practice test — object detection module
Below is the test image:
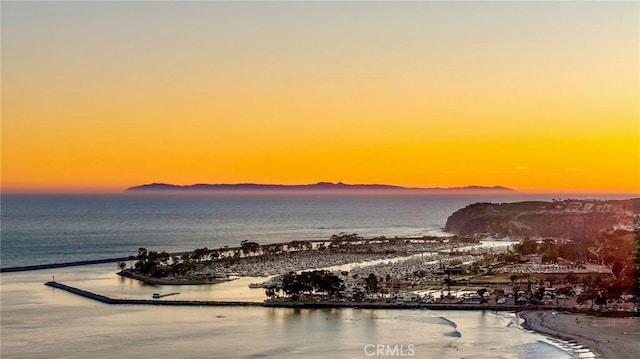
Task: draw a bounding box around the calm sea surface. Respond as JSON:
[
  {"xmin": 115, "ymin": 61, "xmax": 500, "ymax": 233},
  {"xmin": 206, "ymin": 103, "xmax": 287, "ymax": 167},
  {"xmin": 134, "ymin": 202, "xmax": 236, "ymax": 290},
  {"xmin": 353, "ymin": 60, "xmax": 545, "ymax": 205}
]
[
  {"xmin": 1, "ymin": 263, "xmax": 576, "ymax": 359},
  {"xmin": 2, "ymin": 192, "xmax": 631, "ymax": 268},
  {"xmin": 2, "ymin": 192, "xmax": 626, "ymax": 358}
]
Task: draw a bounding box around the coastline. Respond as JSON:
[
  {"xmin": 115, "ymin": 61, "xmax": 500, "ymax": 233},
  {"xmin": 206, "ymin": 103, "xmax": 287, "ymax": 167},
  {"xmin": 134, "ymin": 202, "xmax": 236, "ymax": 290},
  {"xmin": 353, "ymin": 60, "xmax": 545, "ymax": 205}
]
[{"xmin": 520, "ymin": 311, "xmax": 639, "ymax": 359}]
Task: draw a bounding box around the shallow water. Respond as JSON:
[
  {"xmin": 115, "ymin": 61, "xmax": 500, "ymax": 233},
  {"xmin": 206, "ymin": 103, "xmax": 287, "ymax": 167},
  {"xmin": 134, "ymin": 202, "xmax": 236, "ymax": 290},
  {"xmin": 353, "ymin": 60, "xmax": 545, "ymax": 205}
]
[{"xmin": 0, "ymin": 264, "xmax": 576, "ymax": 358}]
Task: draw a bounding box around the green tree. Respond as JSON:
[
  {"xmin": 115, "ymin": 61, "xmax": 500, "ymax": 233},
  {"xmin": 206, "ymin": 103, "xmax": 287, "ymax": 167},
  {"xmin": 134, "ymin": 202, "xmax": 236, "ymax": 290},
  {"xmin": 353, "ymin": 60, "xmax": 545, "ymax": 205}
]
[
  {"xmin": 318, "ymin": 272, "xmax": 344, "ymax": 295},
  {"xmin": 190, "ymin": 247, "xmax": 207, "ymax": 260},
  {"xmin": 477, "ymin": 288, "xmax": 487, "ymax": 297},
  {"xmin": 265, "ymin": 288, "xmax": 277, "ymax": 299},
  {"xmin": 514, "ymin": 238, "xmax": 538, "ymax": 256},
  {"xmin": 281, "ymin": 272, "xmax": 307, "ymax": 299},
  {"xmin": 557, "ymin": 286, "xmax": 575, "ymax": 298},
  {"xmin": 364, "ymin": 273, "xmax": 379, "ymax": 294},
  {"xmin": 241, "ymin": 241, "xmax": 261, "ymax": 256}
]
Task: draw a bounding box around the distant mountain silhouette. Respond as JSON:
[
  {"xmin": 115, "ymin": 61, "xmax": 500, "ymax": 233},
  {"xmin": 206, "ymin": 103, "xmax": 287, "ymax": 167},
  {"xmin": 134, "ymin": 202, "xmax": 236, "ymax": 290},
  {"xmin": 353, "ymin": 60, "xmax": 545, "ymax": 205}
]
[{"xmin": 126, "ymin": 182, "xmax": 515, "ymax": 192}]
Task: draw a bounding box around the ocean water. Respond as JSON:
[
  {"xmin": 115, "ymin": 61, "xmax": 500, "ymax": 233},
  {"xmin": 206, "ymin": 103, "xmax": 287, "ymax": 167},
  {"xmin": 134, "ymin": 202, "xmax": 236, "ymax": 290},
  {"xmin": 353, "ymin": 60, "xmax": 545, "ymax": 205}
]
[
  {"xmin": 0, "ymin": 192, "xmax": 501, "ymax": 267},
  {"xmin": 1, "ymin": 192, "xmax": 630, "ymax": 268},
  {"xmin": 1, "ymin": 192, "xmax": 621, "ymax": 358}
]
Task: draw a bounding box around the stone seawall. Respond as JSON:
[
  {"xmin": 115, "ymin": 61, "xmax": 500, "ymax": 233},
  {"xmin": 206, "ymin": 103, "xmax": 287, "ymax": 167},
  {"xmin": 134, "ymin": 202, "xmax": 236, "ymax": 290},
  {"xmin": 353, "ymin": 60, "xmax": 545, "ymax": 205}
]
[
  {"xmin": 42, "ymin": 281, "xmax": 564, "ymax": 312},
  {"xmin": 44, "ymin": 282, "xmax": 637, "ymax": 315},
  {"xmin": 2, "ymin": 258, "xmax": 130, "ymax": 273},
  {"xmin": 44, "ymin": 282, "xmax": 262, "ymax": 306}
]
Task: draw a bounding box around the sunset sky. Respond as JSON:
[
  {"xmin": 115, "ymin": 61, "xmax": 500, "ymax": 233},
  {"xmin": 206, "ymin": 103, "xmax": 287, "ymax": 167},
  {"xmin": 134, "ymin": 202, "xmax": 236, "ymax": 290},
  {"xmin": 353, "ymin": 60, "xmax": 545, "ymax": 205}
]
[{"xmin": 2, "ymin": 1, "xmax": 638, "ymax": 193}]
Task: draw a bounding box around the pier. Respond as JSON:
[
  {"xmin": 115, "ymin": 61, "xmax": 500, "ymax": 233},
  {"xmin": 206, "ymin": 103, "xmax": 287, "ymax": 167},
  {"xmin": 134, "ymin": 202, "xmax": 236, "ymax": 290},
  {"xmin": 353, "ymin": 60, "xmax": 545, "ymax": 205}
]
[
  {"xmin": 44, "ymin": 281, "xmax": 593, "ymax": 313},
  {"xmin": 2, "ymin": 258, "xmax": 131, "ymax": 273},
  {"xmin": 44, "ymin": 282, "xmax": 263, "ymax": 307}
]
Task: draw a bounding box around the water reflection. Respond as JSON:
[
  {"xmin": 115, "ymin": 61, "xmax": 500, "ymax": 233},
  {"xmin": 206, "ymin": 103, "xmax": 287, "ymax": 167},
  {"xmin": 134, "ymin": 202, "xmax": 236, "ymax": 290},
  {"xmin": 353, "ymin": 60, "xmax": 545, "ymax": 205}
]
[{"xmin": 1, "ymin": 264, "xmax": 573, "ymax": 359}]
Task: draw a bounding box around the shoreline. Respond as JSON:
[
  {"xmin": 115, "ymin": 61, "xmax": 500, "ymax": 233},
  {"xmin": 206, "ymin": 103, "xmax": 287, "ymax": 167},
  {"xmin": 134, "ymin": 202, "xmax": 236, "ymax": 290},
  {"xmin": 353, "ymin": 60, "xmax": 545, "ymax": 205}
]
[
  {"xmin": 44, "ymin": 281, "xmax": 636, "ymax": 315},
  {"xmin": 1, "ymin": 234, "xmax": 467, "ymax": 273},
  {"xmin": 520, "ymin": 311, "xmax": 639, "ymax": 359},
  {"xmin": 43, "ymin": 280, "xmax": 549, "ymax": 310}
]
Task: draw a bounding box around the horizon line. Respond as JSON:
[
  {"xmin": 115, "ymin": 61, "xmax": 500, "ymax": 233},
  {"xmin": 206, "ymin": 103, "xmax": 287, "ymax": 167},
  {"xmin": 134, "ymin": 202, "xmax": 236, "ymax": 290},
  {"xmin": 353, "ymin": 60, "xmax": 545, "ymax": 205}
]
[
  {"xmin": 2, "ymin": 181, "xmax": 639, "ymax": 196},
  {"xmin": 2, "ymin": 188, "xmax": 639, "ymax": 196}
]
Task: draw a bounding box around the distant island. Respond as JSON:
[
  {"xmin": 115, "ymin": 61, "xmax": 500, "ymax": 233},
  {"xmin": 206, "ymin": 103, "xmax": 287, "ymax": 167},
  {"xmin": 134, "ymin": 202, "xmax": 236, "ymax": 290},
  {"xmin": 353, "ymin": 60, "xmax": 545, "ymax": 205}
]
[{"xmin": 126, "ymin": 182, "xmax": 515, "ymax": 193}]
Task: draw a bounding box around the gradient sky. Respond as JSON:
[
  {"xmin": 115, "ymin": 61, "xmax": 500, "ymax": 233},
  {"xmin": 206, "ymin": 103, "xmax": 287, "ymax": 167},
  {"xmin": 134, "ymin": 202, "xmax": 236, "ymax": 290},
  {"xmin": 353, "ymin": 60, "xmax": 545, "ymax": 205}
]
[{"xmin": 2, "ymin": 1, "xmax": 639, "ymax": 193}]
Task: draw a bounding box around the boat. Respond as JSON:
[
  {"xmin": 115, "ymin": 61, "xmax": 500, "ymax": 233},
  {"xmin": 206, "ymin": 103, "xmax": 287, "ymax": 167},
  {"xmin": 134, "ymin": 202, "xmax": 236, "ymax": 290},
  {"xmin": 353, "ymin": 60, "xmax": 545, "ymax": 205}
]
[{"xmin": 152, "ymin": 292, "xmax": 180, "ymax": 299}]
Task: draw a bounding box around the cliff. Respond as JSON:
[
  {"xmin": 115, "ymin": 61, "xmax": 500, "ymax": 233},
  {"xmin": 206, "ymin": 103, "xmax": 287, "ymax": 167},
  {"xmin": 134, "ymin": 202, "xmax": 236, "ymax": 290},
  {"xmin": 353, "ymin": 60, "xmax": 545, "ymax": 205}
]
[{"xmin": 444, "ymin": 198, "xmax": 639, "ymax": 239}]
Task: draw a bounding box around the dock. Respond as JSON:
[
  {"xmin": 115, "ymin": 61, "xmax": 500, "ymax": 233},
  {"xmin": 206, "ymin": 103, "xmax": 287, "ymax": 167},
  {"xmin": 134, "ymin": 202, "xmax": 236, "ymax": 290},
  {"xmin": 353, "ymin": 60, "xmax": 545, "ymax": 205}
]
[
  {"xmin": 153, "ymin": 292, "xmax": 180, "ymax": 299},
  {"xmin": 44, "ymin": 282, "xmax": 262, "ymax": 307}
]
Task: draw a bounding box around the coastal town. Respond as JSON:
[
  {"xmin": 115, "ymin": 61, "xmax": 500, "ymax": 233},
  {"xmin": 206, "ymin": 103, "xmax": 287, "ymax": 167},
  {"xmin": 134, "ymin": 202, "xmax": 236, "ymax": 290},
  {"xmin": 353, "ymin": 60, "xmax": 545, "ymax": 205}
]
[{"xmin": 119, "ymin": 223, "xmax": 638, "ymax": 313}]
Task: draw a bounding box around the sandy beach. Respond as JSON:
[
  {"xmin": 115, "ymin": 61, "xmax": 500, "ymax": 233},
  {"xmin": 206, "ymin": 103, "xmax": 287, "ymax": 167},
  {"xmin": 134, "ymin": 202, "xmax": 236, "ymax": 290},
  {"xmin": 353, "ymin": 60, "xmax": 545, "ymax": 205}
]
[{"xmin": 520, "ymin": 311, "xmax": 640, "ymax": 359}]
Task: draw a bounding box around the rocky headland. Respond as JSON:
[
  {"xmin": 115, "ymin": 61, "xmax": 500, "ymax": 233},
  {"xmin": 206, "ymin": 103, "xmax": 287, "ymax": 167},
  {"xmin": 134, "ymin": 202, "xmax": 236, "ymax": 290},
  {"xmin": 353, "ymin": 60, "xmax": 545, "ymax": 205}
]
[{"xmin": 444, "ymin": 198, "xmax": 639, "ymax": 239}]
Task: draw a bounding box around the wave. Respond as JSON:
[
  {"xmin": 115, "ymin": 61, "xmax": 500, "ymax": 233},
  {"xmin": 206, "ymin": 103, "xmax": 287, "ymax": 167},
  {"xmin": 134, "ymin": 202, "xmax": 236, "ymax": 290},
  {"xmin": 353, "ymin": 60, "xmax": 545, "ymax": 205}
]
[
  {"xmin": 443, "ymin": 330, "xmax": 462, "ymax": 338},
  {"xmin": 438, "ymin": 316, "xmax": 458, "ymax": 328},
  {"xmin": 362, "ymin": 313, "xmax": 459, "ymax": 331}
]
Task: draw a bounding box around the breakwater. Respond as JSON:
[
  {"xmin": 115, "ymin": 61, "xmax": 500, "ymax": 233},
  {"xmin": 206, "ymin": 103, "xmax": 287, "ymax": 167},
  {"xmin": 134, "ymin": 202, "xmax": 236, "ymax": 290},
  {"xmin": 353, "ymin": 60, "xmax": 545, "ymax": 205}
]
[
  {"xmin": 44, "ymin": 282, "xmax": 263, "ymax": 306},
  {"xmin": 45, "ymin": 281, "xmax": 637, "ymax": 316},
  {"xmin": 43, "ymin": 281, "xmax": 561, "ymax": 312},
  {"xmin": 2, "ymin": 251, "xmax": 191, "ymax": 273},
  {"xmin": 1, "ymin": 258, "xmax": 131, "ymax": 273}
]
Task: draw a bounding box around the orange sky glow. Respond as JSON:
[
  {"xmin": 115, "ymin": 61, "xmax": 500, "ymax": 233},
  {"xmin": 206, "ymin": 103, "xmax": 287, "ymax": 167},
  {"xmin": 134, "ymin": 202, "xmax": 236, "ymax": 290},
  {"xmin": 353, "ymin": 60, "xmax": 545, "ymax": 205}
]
[{"xmin": 2, "ymin": 2, "xmax": 638, "ymax": 194}]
